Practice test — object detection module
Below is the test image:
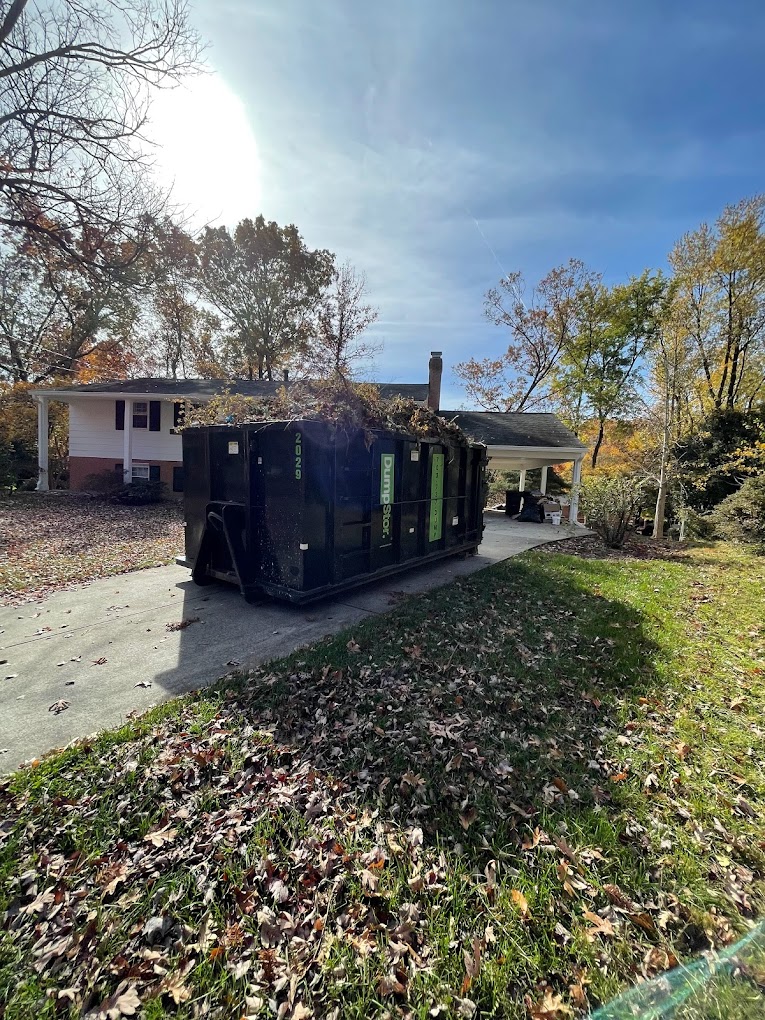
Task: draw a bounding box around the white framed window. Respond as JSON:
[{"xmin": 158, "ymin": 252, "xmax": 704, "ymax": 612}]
[
  {"xmin": 132, "ymin": 401, "xmax": 148, "ymax": 429},
  {"xmin": 131, "ymin": 464, "xmax": 150, "ymax": 481}
]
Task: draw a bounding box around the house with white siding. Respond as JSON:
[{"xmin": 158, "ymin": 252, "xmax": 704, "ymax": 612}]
[{"xmin": 31, "ymin": 351, "xmax": 587, "ymax": 517}]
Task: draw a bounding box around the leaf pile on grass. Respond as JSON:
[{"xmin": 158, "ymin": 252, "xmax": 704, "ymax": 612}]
[
  {"xmin": 181, "ymin": 378, "xmax": 469, "ymax": 446},
  {"xmin": 0, "ymin": 494, "xmax": 184, "ymax": 605},
  {"xmin": 535, "ymin": 531, "xmax": 700, "ymax": 563},
  {"xmin": 2, "ymin": 545, "xmax": 765, "ymax": 1018}
]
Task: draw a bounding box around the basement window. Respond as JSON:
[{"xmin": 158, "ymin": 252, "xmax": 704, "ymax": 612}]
[{"xmin": 131, "ymin": 464, "xmax": 150, "ymax": 481}]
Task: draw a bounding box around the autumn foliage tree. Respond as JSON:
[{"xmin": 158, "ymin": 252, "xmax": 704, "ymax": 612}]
[
  {"xmin": 552, "ymin": 271, "xmax": 667, "ymax": 467},
  {"xmin": 669, "ymin": 196, "xmax": 765, "ymax": 415},
  {"xmin": 197, "ymin": 216, "xmax": 334, "ymax": 380}
]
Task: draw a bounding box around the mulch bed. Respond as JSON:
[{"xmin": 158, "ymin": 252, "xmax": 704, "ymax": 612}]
[{"xmin": 545, "ymin": 531, "xmax": 698, "ymax": 562}]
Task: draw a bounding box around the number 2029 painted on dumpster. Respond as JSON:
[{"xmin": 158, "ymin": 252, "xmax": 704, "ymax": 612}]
[{"xmin": 294, "ymin": 432, "xmax": 302, "ymax": 479}]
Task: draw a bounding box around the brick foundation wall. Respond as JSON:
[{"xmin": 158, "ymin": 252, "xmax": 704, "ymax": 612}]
[{"xmin": 69, "ymin": 456, "xmax": 184, "ymax": 497}]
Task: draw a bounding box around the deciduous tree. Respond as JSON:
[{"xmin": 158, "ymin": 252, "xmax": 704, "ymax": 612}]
[
  {"xmin": 456, "ymin": 259, "xmax": 594, "ymax": 411},
  {"xmin": 300, "ymin": 261, "xmax": 379, "ymax": 379},
  {"xmin": 670, "ymin": 196, "xmax": 765, "ymax": 414},
  {"xmin": 197, "ymin": 216, "xmax": 334, "ymax": 380},
  {"xmin": 0, "ymin": 0, "xmax": 201, "ymax": 271}
]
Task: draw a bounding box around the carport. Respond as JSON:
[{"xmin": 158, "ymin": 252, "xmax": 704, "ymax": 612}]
[{"xmin": 439, "ymin": 411, "xmax": 588, "ymax": 521}]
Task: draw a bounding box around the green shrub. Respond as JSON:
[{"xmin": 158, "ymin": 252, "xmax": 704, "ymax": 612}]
[
  {"xmin": 83, "ymin": 468, "xmax": 124, "ymax": 497},
  {"xmin": 710, "ymin": 476, "xmax": 765, "ymax": 553},
  {"xmin": 109, "ymin": 480, "xmax": 167, "ymax": 505},
  {"xmin": 683, "ymin": 509, "xmax": 717, "ymax": 540},
  {"xmin": 580, "ymin": 475, "xmax": 645, "ymax": 548}
]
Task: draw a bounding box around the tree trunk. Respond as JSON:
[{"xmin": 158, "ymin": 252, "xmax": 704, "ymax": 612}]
[
  {"xmin": 653, "ymin": 371, "xmax": 673, "ymax": 540},
  {"xmin": 653, "ymin": 471, "xmax": 668, "ymax": 540},
  {"xmin": 590, "ymin": 420, "xmax": 605, "ymax": 469}
]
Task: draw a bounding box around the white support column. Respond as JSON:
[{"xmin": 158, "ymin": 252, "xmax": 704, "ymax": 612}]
[
  {"xmin": 540, "ymin": 465, "xmax": 548, "ymax": 495},
  {"xmin": 569, "ymin": 458, "xmax": 584, "ymax": 524},
  {"xmin": 123, "ymin": 398, "xmax": 133, "ymax": 483},
  {"xmin": 518, "ymin": 469, "xmax": 527, "ymax": 492},
  {"xmin": 35, "ymin": 396, "xmax": 49, "ymax": 491}
]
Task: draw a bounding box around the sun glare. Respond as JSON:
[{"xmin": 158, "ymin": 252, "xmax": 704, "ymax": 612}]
[{"xmin": 148, "ymin": 70, "xmax": 260, "ymax": 228}]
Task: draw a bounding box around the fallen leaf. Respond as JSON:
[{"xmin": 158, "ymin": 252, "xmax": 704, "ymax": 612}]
[
  {"xmin": 525, "ymin": 988, "xmax": 573, "ymax": 1019},
  {"xmin": 346, "ymin": 639, "xmax": 361, "ymax": 653},
  {"xmin": 569, "ymin": 983, "xmax": 587, "ymax": 1009},
  {"xmin": 144, "ymin": 825, "xmax": 178, "ymax": 847},
  {"xmin": 92, "ymin": 657, "xmax": 107, "ymax": 666},
  {"xmin": 114, "ymin": 987, "xmax": 141, "ymax": 1016},
  {"xmin": 583, "ymin": 908, "xmax": 615, "ymax": 940},
  {"xmin": 461, "ymin": 934, "xmax": 483, "ymax": 992},
  {"xmin": 378, "ymin": 971, "xmax": 406, "ymax": 996},
  {"xmin": 161, "ymin": 976, "xmax": 191, "ymax": 1005},
  {"xmin": 511, "ymin": 888, "xmax": 530, "ymax": 918},
  {"xmin": 48, "ymin": 700, "xmax": 69, "ymax": 714},
  {"xmin": 459, "ymin": 806, "xmax": 478, "ymax": 829},
  {"xmin": 166, "ymin": 616, "xmax": 200, "ymax": 632},
  {"xmin": 453, "ymin": 997, "xmax": 476, "ymax": 1018}
]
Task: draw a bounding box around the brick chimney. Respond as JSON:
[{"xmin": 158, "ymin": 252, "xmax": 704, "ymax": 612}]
[{"xmin": 428, "ymin": 351, "xmax": 443, "ymax": 412}]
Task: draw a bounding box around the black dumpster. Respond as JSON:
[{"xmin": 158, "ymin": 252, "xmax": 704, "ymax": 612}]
[{"xmin": 181, "ymin": 420, "xmax": 487, "ymax": 604}]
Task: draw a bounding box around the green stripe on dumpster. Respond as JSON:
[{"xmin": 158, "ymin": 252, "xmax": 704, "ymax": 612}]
[{"xmin": 429, "ymin": 452, "xmax": 444, "ymax": 542}]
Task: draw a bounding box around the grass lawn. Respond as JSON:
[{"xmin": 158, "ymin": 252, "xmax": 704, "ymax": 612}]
[
  {"xmin": 0, "ymin": 493, "xmax": 184, "ymax": 605},
  {"xmin": 2, "ymin": 540, "xmax": 765, "ymax": 1018}
]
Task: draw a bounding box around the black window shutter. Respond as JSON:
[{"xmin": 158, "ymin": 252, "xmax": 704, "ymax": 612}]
[
  {"xmin": 173, "ymin": 402, "xmax": 184, "ymax": 428},
  {"xmin": 149, "ymin": 465, "xmax": 161, "ymax": 482},
  {"xmin": 115, "ymin": 400, "xmax": 125, "ymax": 430},
  {"xmin": 172, "ymin": 466, "xmax": 184, "ymax": 492},
  {"xmin": 149, "ymin": 400, "xmax": 161, "ymax": 431}
]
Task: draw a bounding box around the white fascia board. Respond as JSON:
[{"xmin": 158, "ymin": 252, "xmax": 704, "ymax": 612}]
[
  {"xmin": 29, "ymin": 390, "xmax": 212, "ymax": 402},
  {"xmin": 487, "ymin": 444, "xmax": 586, "ymax": 461}
]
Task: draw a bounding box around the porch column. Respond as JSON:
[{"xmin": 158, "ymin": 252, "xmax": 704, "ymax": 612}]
[
  {"xmin": 518, "ymin": 469, "xmax": 527, "ymax": 491},
  {"xmin": 35, "ymin": 396, "xmax": 49, "ymax": 491},
  {"xmin": 123, "ymin": 398, "xmax": 133, "ymax": 482},
  {"xmin": 540, "ymin": 465, "xmax": 548, "ymax": 494},
  {"xmin": 569, "ymin": 457, "xmax": 584, "ymax": 524}
]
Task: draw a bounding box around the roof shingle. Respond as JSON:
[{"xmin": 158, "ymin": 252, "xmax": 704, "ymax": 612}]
[
  {"xmin": 44, "ymin": 377, "xmax": 429, "ymax": 402},
  {"xmin": 438, "ymin": 411, "xmax": 586, "ymax": 450}
]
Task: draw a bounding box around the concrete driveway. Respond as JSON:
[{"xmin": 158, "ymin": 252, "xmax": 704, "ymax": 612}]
[{"xmin": 0, "ymin": 514, "xmax": 585, "ymax": 772}]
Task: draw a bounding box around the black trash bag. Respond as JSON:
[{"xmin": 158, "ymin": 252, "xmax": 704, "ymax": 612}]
[{"xmin": 517, "ymin": 495, "xmax": 544, "ymax": 523}]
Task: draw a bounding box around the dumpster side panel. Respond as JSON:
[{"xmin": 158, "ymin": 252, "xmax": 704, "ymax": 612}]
[
  {"xmin": 333, "ymin": 432, "xmax": 372, "ymax": 582},
  {"xmin": 371, "ymin": 435, "xmax": 398, "ymax": 573},
  {"xmin": 399, "ymin": 439, "xmax": 422, "ymax": 561},
  {"xmin": 302, "ymin": 425, "xmax": 334, "ymax": 591},
  {"xmin": 257, "ymin": 425, "xmax": 305, "ymax": 590},
  {"xmin": 182, "ymin": 427, "xmax": 210, "ymax": 566}
]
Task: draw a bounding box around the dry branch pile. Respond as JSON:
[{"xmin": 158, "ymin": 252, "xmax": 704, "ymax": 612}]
[{"xmin": 181, "ymin": 379, "xmax": 472, "ymax": 446}]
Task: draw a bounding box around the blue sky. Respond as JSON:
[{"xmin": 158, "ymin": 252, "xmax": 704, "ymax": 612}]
[{"xmin": 171, "ymin": 0, "xmax": 765, "ymax": 406}]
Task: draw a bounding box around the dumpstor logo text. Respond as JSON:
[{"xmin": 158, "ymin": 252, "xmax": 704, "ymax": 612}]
[{"xmin": 380, "ymin": 454, "xmax": 394, "ymax": 540}]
